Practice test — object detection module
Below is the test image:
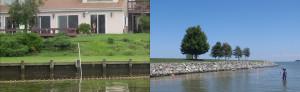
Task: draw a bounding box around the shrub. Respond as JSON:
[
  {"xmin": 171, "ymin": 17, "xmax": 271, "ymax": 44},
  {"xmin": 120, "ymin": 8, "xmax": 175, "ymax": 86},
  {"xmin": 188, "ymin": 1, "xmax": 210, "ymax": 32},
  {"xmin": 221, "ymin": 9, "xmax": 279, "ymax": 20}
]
[
  {"xmin": 0, "ymin": 34, "xmax": 29, "ymax": 57},
  {"xmin": 107, "ymin": 38, "xmax": 114, "ymax": 44},
  {"xmin": 44, "ymin": 35, "xmax": 76, "ymax": 51},
  {"xmin": 21, "ymin": 33, "xmax": 44, "ymax": 52},
  {"xmin": 78, "ymin": 23, "xmax": 92, "ymax": 34},
  {"xmin": 123, "ymin": 38, "xmax": 130, "ymax": 42}
]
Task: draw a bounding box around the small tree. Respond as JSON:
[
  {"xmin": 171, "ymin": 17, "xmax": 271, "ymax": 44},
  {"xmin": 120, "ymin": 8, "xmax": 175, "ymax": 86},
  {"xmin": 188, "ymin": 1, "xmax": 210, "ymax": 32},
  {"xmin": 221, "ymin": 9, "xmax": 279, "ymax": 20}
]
[
  {"xmin": 7, "ymin": 0, "xmax": 44, "ymax": 33},
  {"xmin": 78, "ymin": 23, "xmax": 92, "ymax": 34},
  {"xmin": 222, "ymin": 42, "xmax": 232, "ymax": 60},
  {"xmin": 181, "ymin": 25, "xmax": 210, "ymax": 59},
  {"xmin": 210, "ymin": 42, "xmax": 223, "ymax": 60},
  {"xmin": 139, "ymin": 14, "xmax": 150, "ymax": 33},
  {"xmin": 243, "ymin": 48, "xmax": 250, "ymax": 60},
  {"xmin": 233, "ymin": 46, "xmax": 243, "ymax": 60}
]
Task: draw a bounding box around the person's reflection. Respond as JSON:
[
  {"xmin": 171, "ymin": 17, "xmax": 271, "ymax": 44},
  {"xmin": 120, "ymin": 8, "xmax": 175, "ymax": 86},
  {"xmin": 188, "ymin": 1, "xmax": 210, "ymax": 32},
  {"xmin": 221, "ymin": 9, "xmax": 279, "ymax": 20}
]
[
  {"xmin": 282, "ymin": 80, "xmax": 286, "ymax": 87},
  {"xmin": 282, "ymin": 80, "xmax": 287, "ymax": 92}
]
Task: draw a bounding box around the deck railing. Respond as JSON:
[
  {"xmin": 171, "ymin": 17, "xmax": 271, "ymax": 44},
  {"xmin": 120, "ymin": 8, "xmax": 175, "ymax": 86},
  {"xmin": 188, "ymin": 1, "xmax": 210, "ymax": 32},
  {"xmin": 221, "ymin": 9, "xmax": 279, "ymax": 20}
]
[
  {"xmin": 0, "ymin": 28, "xmax": 78, "ymax": 37},
  {"xmin": 128, "ymin": 0, "xmax": 150, "ymax": 13}
]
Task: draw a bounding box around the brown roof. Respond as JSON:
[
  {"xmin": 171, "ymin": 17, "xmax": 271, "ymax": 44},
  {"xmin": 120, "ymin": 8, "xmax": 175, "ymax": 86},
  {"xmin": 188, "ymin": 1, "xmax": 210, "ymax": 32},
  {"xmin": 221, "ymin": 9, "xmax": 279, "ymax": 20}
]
[{"xmin": 1, "ymin": 0, "xmax": 125, "ymax": 11}]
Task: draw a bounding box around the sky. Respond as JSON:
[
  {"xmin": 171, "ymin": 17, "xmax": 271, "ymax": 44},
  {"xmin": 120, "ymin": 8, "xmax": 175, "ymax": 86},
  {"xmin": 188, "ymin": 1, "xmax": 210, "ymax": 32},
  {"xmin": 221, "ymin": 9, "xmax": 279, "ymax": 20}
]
[{"xmin": 150, "ymin": 0, "xmax": 300, "ymax": 61}]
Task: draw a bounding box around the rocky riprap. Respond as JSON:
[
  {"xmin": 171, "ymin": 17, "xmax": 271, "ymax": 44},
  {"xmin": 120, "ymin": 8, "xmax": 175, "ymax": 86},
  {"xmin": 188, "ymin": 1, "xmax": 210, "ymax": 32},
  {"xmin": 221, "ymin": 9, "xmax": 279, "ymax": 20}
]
[{"xmin": 150, "ymin": 61, "xmax": 278, "ymax": 77}]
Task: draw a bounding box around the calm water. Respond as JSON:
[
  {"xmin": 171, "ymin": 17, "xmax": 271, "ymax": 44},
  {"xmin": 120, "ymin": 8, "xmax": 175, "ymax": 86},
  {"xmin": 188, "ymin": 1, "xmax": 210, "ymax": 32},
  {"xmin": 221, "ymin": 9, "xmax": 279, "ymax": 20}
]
[
  {"xmin": 151, "ymin": 62, "xmax": 300, "ymax": 92},
  {"xmin": 0, "ymin": 79, "xmax": 150, "ymax": 92}
]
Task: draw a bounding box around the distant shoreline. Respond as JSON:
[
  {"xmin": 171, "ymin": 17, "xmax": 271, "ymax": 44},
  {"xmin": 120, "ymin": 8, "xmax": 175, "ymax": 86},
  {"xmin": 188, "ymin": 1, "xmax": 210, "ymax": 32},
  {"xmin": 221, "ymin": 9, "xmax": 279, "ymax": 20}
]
[{"xmin": 150, "ymin": 61, "xmax": 278, "ymax": 77}]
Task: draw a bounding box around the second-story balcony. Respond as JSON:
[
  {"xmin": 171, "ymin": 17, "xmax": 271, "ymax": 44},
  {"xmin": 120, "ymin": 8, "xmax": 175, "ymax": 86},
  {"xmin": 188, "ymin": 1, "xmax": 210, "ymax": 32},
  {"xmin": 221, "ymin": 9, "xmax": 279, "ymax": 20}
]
[{"xmin": 128, "ymin": 0, "xmax": 150, "ymax": 13}]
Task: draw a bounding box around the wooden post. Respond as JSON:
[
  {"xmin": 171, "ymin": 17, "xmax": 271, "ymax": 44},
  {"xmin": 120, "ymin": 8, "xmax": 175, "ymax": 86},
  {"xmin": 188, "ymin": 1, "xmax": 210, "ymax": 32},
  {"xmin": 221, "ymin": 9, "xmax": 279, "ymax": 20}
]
[
  {"xmin": 76, "ymin": 59, "xmax": 81, "ymax": 79},
  {"xmin": 76, "ymin": 59, "xmax": 81, "ymax": 71},
  {"xmin": 102, "ymin": 59, "xmax": 106, "ymax": 78},
  {"xmin": 20, "ymin": 60, "xmax": 25, "ymax": 80},
  {"xmin": 129, "ymin": 59, "xmax": 132, "ymax": 77},
  {"xmin": 50, "ymin": 60, "xmax": 54, "ymax": 79}
]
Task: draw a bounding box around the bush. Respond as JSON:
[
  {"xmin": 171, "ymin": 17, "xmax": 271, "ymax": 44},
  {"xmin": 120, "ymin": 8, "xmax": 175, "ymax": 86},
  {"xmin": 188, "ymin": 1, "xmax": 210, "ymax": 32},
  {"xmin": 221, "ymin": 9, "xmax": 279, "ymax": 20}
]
[
  {"xmin": 107, "ymin": 38, "xmax": 114, "ymax": 44},
  {"xmin": 0, "ymin": 34, "xmax": 29, "ymax": 57},
  {"xmin": 44, "ymin": 35, "xmax": 76, "ymax": 51},
  {"xmin": 78, "ymin": 23, "xmax": 92, "ymax": 34},
  {"xmin": 123, "ymin": 38, "xmax": 130, "ymax": 42},
  {"xmin": 21, "ymin": 33, "xmax": 44, "ymax": 52}
]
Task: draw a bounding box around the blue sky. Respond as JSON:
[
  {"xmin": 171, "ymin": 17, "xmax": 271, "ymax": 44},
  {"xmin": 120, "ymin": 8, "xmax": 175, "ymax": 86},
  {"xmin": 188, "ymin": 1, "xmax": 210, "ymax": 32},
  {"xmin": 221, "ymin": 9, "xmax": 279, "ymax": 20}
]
[{"xmin": 150, "ymin": 0, "xmax": 300, "ymax": 61}]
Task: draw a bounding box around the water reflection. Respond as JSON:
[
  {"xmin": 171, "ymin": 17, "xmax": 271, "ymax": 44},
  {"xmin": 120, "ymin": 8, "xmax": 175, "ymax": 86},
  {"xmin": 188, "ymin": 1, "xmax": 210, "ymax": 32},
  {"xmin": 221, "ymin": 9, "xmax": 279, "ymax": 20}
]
[
  {"xmin": 0, "ymin": 79, "xmax": 149, "ymax": 92},
  {"xmin": 151, "ymin": 62, "xmax": 300, "ymax": 92},
  {"xmin": 182, "ymin": 74, "xmax": 208, "ymax": 92},
  {"xmin": 282, "ymin": 80, "xmax": 287, "ymax": 92}
]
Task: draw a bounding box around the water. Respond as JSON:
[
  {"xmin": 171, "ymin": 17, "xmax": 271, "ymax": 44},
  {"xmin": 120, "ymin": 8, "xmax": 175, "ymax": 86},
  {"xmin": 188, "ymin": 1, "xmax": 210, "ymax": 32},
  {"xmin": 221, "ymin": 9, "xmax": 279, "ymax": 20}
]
[
  {"xmin": 150, "ymin": 62, "xmax": 300, "ymax": 92},
  {"xmin": 0, "ymin": 79, "xmax": 150, "ymax": 92}
]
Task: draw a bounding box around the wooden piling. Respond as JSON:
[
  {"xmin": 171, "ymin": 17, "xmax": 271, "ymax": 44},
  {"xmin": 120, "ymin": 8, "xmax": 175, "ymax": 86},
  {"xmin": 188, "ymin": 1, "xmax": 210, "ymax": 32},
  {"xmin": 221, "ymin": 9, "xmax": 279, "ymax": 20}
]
[
  {"xmin": 50, "ymin": 60, "xmax": 54, "ymax": 79},
  {"xmin": 102, "ymin": 59, "xmax": 106, "ymax": 78},
  {"xmin": 76, "ymin": 59, "xmax": 81, "ymax": 71},
  {"xmin": 129, "ymin": 59, "xmax": 132, "ymax": 77},
  {"xmin": 76, "ymin": 59, "xmax": 81, "ymax": 79},
  {"xmin": 20, "ymin": 60, "xmax": 25, "ymax": 80}
]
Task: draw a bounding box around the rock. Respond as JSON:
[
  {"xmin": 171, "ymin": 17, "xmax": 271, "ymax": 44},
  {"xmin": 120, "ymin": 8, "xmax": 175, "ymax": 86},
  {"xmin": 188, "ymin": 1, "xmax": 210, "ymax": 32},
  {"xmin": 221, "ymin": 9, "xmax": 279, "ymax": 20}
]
[{"xmin": 150, "ymin": 61, "xmax": 278, "ymax": 77}]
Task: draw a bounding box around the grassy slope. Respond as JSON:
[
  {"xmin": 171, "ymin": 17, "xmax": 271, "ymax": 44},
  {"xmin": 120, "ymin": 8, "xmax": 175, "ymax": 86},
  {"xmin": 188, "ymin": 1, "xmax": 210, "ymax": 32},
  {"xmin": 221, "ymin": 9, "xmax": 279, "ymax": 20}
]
[
  {"xmin": 150, "ymin": 58, "xmax": 264, "ymax": 63},
  {"xmin": 0, "ymin": 34, "xmax": 150, "ymax": 63}
]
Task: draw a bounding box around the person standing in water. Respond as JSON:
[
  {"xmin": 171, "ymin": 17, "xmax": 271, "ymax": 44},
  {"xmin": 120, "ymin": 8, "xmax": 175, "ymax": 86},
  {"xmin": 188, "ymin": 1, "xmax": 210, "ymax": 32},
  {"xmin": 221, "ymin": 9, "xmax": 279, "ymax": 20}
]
[{"xmin": 282, "ymin": 68, "xmax": 287, "ymax": 80}]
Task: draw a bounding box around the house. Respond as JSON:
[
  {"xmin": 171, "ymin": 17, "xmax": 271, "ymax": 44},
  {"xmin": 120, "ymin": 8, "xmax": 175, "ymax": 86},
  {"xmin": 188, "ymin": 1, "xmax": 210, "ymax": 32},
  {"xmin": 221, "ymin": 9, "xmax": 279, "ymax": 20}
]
[{"xmin": 0, "ymin": 0, "xmax": 136, "ymax": 35}]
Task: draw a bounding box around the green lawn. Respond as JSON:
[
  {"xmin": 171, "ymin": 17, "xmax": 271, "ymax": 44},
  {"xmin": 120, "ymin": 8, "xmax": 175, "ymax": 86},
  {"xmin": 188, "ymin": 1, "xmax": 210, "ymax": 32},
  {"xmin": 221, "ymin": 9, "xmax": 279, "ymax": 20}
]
[
  {"xmin": 150, "ymin": 58, "xmax": 264, "ymax": 63},
  {"xmin": 0, "ymin": 34, "xmax": 150, "ymax": 63}
]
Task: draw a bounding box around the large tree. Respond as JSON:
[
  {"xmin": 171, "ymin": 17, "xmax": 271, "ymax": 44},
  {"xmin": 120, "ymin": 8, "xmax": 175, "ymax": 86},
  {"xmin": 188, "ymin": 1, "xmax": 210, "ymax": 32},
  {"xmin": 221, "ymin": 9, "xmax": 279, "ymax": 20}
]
[
  {"xmin": 222, "ymin": 42, "xmax": 232, "ymax": 60},
  {"xmin": 210, "ymin": 42, "xmax": 223, "ymax": 60},
  {"xmin": 7, "ymin": 0, "xmax": 44, "ymax": 33},
  {"xmin": 181, "ymin": 25, "xmax": 210, "ymax": 59},
  {"xmin": 243, "ymin": 48, "xmax": 250, "ymax": 60},
  {"xmin": 233, "ymin": 46, "xmax": 243, "ymax": 60}
]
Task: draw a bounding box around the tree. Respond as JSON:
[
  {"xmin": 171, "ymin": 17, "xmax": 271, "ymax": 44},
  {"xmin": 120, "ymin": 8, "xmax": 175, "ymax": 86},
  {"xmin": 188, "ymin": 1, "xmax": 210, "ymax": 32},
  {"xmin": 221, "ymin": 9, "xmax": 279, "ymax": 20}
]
[
  {"xmin": 181, "ymin": 25, "xmax": 210, "ymax": 59},
  {"xmin": 233, "ymin": 46, "xmax": 243, "ymax": 60},
  {"xmin": 7, "ymin": 0, "xmax": 44, "ymax": 33},
  {"xmin": 222, "ymin": 42, "xmax": 232, "ymax": 60},
  {"xmin": 210, "ymin": 42, "xmax": 223, "ymax": 60},
  {"xmin": 243, "ymin": 48, "xmax": 250, "ymax": 60},
  {"xmin": 139, "ymin": 14, "xmax": 150, "ymax": 33}
]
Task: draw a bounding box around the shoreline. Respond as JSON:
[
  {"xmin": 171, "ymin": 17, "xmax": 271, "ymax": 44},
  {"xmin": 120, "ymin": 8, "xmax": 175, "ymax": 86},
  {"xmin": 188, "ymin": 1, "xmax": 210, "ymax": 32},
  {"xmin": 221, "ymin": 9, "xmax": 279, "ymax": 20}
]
[{"xmin": 150, "ymin": 61, "xmax": 278, "ymax": 77}]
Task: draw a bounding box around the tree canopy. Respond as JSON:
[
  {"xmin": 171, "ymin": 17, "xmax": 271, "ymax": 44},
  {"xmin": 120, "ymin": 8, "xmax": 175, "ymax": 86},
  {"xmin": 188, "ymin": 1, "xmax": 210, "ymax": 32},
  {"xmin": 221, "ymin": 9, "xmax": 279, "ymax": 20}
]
[
  {"xmin": 222, "ymin": 42, "xmax": 232, "ymax": 60},
  {"xmin": 210, "ymin": 42, "xmax": 223, "ymax": 60},
  {"xmin": 181, "ymin": 25, "xmax": 210, "ymax": 59},
  {"xmin": 243, "ymin": 48, "xmax": 250, "ymax": 60},
  {"xmin": 7, "ymin": 0, "xmax": 44, "ymax": 33},
  {"xmin": 233, "ymin": 46, "xmax": 243, "ymax": 60}
]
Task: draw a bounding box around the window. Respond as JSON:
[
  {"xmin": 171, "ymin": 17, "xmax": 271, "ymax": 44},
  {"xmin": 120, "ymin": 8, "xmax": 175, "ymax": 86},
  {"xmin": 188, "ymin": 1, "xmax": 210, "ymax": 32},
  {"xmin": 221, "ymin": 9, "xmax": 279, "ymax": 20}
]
[
  {"xmin": 33, "ymin": 16, "xmax": 51, "ymax": 29},
  {"xmin": 58, "ymin": 15, "xmax": 78, "ymax": 28},
  {"xmin": 2, "ymin": 0, "xmax": 24, "ymax": 5}
]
